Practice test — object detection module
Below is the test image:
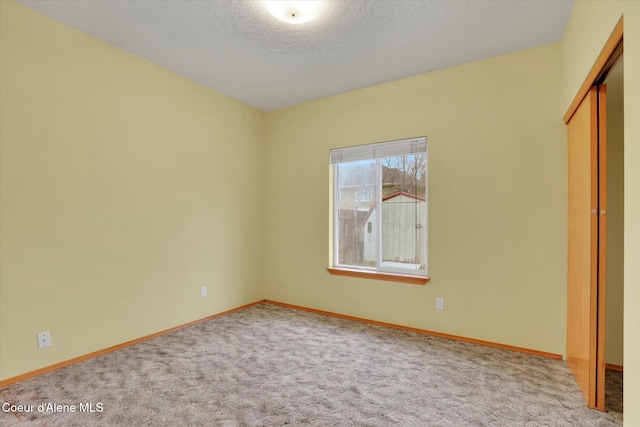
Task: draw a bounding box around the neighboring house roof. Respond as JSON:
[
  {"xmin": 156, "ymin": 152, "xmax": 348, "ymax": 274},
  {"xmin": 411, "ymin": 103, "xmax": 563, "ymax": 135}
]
[
  {"xmin": 382, "ymin": 166, "xmax": 415, "ymax": 185},
  {"xmin": 360, "ymin": 191, "xmax": 426, "ymax": 226},
  {"xmin": 339, "ymin": 165, "xmax": 424, "ymax": 187}
]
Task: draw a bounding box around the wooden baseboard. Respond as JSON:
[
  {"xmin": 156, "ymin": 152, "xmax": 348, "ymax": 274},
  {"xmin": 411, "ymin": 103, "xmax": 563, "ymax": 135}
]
[
  {"xmin": 0, "ymin": 300, "xmax": 266, "ymax": 387},
  {"xmin": 606, "ymin": 363, "xmax": 624, "ymax": 372},
  {"xmin": 264, "ymin": 300, "xmax": 563, "ymax": 360}
]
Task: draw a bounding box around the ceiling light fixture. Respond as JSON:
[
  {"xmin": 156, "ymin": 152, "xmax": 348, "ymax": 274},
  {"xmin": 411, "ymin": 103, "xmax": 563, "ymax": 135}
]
[{"xmin": 264, "ymin": 1, "xmax": 323, "ymax": 25}]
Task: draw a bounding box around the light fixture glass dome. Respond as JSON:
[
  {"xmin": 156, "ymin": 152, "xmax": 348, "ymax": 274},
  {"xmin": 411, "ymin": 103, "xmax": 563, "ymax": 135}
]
[{"xmin": 265, "ymin": 1, "xmax": 323, "ymax": 25}]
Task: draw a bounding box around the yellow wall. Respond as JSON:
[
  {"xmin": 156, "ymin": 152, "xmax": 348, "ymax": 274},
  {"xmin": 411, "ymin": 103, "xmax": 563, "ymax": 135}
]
[
  {"xmin": 0, "ymin": 2, "xmax": 264, "ymax": 380},
  {"xmin": 605, "ymin": 60, "xmax": 624, "ymax": 367},
  {"xmin": 563, "ymin": 1, "xmax": 640, "ymax": 425},
  {"xmin": 3, "ymin": 2, "xmax": 639, "ymax": 423},
  {"xmin": 264, "ymin": 43, "xmax": 567, "ymax": 356}
]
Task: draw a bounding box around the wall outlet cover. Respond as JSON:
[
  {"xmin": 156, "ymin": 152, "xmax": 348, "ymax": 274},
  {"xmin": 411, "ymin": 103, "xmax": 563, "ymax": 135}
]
[{"xmin": 37, "ymin": 331, "xmax": 51, "ymax": 349}]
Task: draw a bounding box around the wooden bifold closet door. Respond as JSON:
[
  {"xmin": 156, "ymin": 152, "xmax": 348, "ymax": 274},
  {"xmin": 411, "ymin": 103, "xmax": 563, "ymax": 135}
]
[{"xmin": 566, "ymin": 85, "xmax": 607, "ymax": 410}]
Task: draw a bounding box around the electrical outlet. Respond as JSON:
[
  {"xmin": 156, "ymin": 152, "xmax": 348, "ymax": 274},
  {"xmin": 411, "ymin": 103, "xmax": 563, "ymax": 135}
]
[
  {"xmin": 201, "ymin": 286, "xmax": 207, "ymax": 297},
  {"xmin": 37, "ymin": 331, "xmax": 51, "ymax": 349},
  {"xmin": 436, "ymin": 298, "xmax": 444, "ymax": 310}
]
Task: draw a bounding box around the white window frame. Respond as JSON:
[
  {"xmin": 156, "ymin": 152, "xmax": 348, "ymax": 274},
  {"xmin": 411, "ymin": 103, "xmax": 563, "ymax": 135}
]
[{"xmin": 329, "ymin": 137, "xmax": 428, "ymax": 279}]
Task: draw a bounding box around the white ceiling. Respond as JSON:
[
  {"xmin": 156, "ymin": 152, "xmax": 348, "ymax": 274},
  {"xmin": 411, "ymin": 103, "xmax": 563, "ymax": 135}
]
[{"xmin": 18, "ymin": 0, "xmax": 574, "ymax": 112}]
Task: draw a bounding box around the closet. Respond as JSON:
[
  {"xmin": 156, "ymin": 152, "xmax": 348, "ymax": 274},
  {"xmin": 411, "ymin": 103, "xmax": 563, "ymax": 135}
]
[
  {"xmin": 566, "ymin": 84, "xmax": 607, "ymax": 410},
  {"xmin": 565, "ymin": 20, "xmax": 623, "ymax": 411}
]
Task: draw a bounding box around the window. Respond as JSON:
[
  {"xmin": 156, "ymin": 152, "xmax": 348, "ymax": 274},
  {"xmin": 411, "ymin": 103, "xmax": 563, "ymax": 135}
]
[
  {"xmin": 329, "ymin": 137, "xmax": 428, "ymax": 283},
  {"xmin": 356, "ymin": 186, "xmax": 373, "ymax": 202}
]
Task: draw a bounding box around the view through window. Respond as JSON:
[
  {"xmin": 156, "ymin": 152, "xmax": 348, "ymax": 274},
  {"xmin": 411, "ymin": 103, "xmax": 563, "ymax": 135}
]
[{"xmin": 330, "ymin": 137, "xmax": 427, "ymax": 277}]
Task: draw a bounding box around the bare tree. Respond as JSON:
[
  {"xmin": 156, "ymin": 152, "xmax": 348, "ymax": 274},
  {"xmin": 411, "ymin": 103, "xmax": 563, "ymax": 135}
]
[{"xmin": 383, "ymin": 154, "xmax": 426, "ymax": 196}]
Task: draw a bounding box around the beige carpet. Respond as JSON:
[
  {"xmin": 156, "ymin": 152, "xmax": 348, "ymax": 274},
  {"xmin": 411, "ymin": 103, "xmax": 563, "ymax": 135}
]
[{"xmin": 0, "ymin": 303, "xmax": 623, "ymax": 426}]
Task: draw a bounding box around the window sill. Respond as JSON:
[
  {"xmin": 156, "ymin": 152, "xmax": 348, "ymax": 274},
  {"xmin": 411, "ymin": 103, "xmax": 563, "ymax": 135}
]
[{"xmin": 326, "ymin": 268, "xmax": 430, "ymax": 285}]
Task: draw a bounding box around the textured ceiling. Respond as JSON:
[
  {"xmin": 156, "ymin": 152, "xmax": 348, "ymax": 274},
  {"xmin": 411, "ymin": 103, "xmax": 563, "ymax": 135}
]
[{"xmin": 17, "ymin": 0, "xmax": 574, "ymax": 112}]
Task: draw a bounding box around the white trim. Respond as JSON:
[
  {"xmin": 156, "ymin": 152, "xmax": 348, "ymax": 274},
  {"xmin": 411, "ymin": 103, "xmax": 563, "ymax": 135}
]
[
  {"xmin": 333, "ymin": 164, "xmax": 339, "ymax": 268},
  {"xmin": 375, "ymin": 158, "xmax": 383, "ymax": 270}
]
